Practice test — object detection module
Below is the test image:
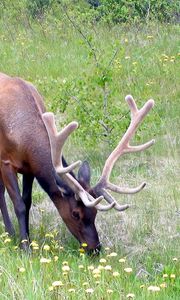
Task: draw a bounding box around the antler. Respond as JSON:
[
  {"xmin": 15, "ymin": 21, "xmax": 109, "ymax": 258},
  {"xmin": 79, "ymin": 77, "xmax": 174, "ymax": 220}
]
[
  {"xmin": 93, "ymin": 95, "xmax": 155, "ymax": 211},
  {"xmin": 42, "ymin": 113, "xmax": 114, "ymax": 210}
]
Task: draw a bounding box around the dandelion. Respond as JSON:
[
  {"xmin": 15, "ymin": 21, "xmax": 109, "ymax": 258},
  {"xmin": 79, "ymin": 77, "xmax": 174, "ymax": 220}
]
[
  {"xmin": 54, "ymin": 256, "xmax": 58, "ymax": 262},
  {"xmin": 4, "ymin": 238, "xmax": 11, "ymax": 243},
  {"xmin": 40, "ymin": 257, "xmax": 51, "ymax": 264},
  {"xmin": 124, "ymin": 38, "xmax": 128, "ymax": 43},
  {"xmin": 127, "ymin": 293, "xmax": 135, "ymax": 298},
  {"xmin": 147, "ymin": 35, "xmax": 153, "ymax": 39},
  {"xmin": 62, "ymin": 261, "xmax": 68, "ymax": 265},
  {"xmin": 62, "ymin": 265, "xmax": 70, "ymax": 272},
  {"xmin": 88, "ymin": 265, "xmax": 94, "ymax": 271},
  {"xmin": 92, "ymin": 268, "xmax": 101, "ymax": 275},
  {"xmin": 140, "ymin": 285, "xmax": 145, "ymax": 288},
  {"xmin": 104, "ymin": 265, "xmax": 112, "ymax": 271},
  {"xmin": 119, "ymin": 258, "xmax": 126, "ymax": 263},
  {"xmin": 85, "ymin": 288, "xmax": 94, "ymax": 294},
  {"xmin": 172, "ymin": 257, "xmax": 178, "ymax": 261},
  {"xmin": 105, "ymin": 247, "xmax": 110, "ymax": 251},
  {"xmin": 170, "ymin": 274, "xmax": 175, "ymax": 279},
  {"xmin": 107, "ymin": 289, "xmax": 113, "ymax": 294},
  {"xmin": 124, "ymin": 267, "xmax": 133, "ymax": 273},
  {"xmin": 109, "ymin": 252, "xmax": 117, "ymax": 257},
  {"xmin": 48, "ymin": 286, "xmax": 54, "ymax": 291},
  {"xmin": 81, "ymin": 243, "xmax": 88, "ymax": 248},
  {"xmin": 147, "ymin": 286, "xmax": 160, "ymax": 292},
  {"xmin": 99, "ymin": 258, "xmax": 106, "ymax": 264},
  {"xmin": 43, "ymin": 244, "xmax": 50, "ymax": 251},
  {"xmin": 52, "ymin": 281, "xmax": 63, "ymax": 287},
  {"xmin": 78, "ymin": 265, "xmax": 84, "ymax": 269},
  {"xmin": 93, "ymin": 274, "xmax": 100, "ymax": 279},
  {"xmin": 18, "ymin": 267, "xmax": 25, "ymax": 273},
  {"xmin": 160, "ymin": 283, "xmax": 167, "ymax": 288},
  {"xmin": 113, "ymin": 271, "xmax": 120, "ymax": 277},
  {"xmin": 68, "ymin": 288, "xmax": 75, "ymax": 293},
  {"xmin": 45, "ymin": 233, "xmax": 54, "ymax": 238},
  {"xmin": 163, "ymin": 274, "xmax": 168, "ymax": 278},
  {"xmin": 30, "ymin": 241, "xmax": 39, "ymax": 248},
  {"xmin": 79, "ymin": 248, "xmax": 85, "ymax": 253}
]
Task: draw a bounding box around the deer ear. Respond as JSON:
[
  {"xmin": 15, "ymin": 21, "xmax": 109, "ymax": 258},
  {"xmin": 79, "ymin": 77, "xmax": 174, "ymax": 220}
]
[{"xmin": 78, "ymin": 161, "xmax": 91, "ymax": 187}]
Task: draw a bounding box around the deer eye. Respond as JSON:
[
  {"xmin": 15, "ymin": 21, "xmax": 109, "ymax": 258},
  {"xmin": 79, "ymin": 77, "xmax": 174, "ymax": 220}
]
[{"xmin": 72, "ymin": 210, "xmax": 80, "ymax": 221}]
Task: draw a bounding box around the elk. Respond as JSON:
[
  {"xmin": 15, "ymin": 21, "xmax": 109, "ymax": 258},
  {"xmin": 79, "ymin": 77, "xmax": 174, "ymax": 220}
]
[{"xmin": 0, "ymin": 72, "xmax": 155, "ymax": 252}]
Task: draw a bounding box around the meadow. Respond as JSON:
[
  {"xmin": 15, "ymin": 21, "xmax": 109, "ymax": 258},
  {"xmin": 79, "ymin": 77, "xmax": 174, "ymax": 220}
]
[{"xmin": 0, "ymin": 4, "xmax": 179, "ymax": 300}]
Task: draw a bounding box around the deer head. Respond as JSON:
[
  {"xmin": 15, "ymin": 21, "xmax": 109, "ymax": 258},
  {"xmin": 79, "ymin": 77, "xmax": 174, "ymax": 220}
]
[{"xmin": 42, "ymin": 95, "xmax": 155, "ymax": 251}]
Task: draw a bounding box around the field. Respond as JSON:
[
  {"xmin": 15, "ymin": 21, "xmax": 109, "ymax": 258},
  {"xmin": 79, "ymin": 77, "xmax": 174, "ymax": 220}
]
[{"xmin": 0, "ymin": 6, "xmax": 179, "ymax": 300}]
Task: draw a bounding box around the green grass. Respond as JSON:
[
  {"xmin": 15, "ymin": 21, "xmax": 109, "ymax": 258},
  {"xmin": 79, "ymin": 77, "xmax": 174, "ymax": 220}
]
[{"xmin": 0, "ymin": 8, "xmax": 179, "ymax": 300}]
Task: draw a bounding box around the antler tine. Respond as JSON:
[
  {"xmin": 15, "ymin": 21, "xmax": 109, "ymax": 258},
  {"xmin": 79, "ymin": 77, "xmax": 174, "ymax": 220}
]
[
  {"xmin": 93, "ymin": 95, "xmax": 155, "ymax": 208},
  {"xmin": 42, "ymin": 112, "xmax": 81, "ymax": 173},
  {"xmin": 42, "ymin": 112, "xmax": 112, "ymax": 209}
]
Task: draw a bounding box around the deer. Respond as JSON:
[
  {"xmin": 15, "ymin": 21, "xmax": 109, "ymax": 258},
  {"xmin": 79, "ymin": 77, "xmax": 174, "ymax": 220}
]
[{"xmin": 0, "ymin": 72, "xmax": 155, "ymax": 252}]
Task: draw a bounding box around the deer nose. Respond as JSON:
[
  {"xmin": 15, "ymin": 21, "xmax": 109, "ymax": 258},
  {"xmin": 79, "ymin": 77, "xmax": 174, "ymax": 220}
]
[{"xmin": 87, "ymin": 242, "xmax": 102, "ymax": 256}]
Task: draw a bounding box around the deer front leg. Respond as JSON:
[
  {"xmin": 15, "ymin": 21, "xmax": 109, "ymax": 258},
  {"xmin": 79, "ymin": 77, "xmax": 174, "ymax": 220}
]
[
  {"xmin": 0, "ymin": 175, "xmax": 15, "ymax": 236},
  {"xmin": 22, "ymin": 174, "xmax": 34, "ymax": 237},
  {"xmin": 1, "ymin": 161, "xmax": 29, "ymax": 250}
]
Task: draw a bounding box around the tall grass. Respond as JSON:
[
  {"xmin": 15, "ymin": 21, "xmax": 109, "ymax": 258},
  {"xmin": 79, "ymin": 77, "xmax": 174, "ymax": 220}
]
[{"xmin": 0, "ymin": 9, "xmax": 179, "ymax": 300}]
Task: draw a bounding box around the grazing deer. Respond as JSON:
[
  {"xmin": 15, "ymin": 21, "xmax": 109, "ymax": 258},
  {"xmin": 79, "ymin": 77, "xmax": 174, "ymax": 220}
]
[{"xmin": 0, "ymin": 72, "xmax": 155, "ymax": 252}]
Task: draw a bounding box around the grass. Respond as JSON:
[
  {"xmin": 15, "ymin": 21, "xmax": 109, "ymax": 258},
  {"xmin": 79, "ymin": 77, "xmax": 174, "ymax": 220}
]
[{"xmin": 0, "ymin": 8, "xmax": 179, "ymax": 300}]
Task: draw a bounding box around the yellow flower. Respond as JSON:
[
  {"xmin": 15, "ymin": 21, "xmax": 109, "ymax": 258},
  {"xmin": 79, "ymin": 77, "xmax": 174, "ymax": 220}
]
[
  {"xmin": 124, "ymin": 267, "xmax": 133, "ymax": 273},
  {"xmin": 119, "ymin": 258, "xmax": 126, "ymax": 263},
  {"xmin": 4, "ymin": 238, "xmax": 11, "ymax": 243},
  {"xmin": 140, "ymin": 285, "xmax": 145, "ymax": 288},
  {"xmin": 107, "ymin": 289, "xmax": 113, "ymax": 294},
  {"xmin": 99, "ymin": 258, "xmax": 106, "ymax": 264},
  {"xmin": 163, "ymin": 273, "xmax": 168, "ymax": 278},
  {"xmin": 93, "ymin": 274, "xmax": 100, "ymax": 279},
  {"xmin": 104, "ymin": 265, "xmax": 112, "ymax": 271},
  {"xmin": 160, "ymin": 283, "xmax": 167, "ymax": 288},
  {"xmin": 45, "ymin": 233, "xmax": 54, "ymax": 238},
  {"xmin": 170, "ymin": 274, "xmax": 176, "ymax": 279},
  {"xmin": 127, "ymin": 293, "xmax": 135, "ymax": 298},
  {"xmin": 85, "ymin": 288, "xmax": 94, "ymax": 294},
  {"xmin": 62, "ymin": 265, "xmax": 70, "ymax": 272},
  {"xmin": 105, "ymin": 247, "xmax": 110, "ymax": 251},
  {"xmin": 54, "ymin": 256, "xmax": 58, "ymax": 262},
  {"xmin": 147, "ymin": 286, "xmax": 160, "ymax": 292},
  {"xmin": 92, "ymin": 268, "xmax": 101, "ymax": 275},
  {"xmin": 30, "ymin": 241, "xmax": 38, "ymax": 247},
  {"xmin": 68, "ymin": 288, "xmax": 75, "ymax": 292},
  {"xmin": 147, "ymin": 35, "xmax": 153, "ymax": 39},
  {"xmin": 48, "ymin": 286, "xmax": 54, "ymax": 291},
  {"xmin": 18, "ymin": 267, "xmax": 25, "ymax": 273},
  {"xmin": 43, "ymin": 244, "xmax": 50, "ymax": 251},
  {"xmin": 62, "ymin": 261, "xmax": 68, "ymax": 265},
  {"xmin": 124, "ymin": 38, "xmax": 128, "ymax": 43},
  {"xmin": 172, "ymin": 257, "xmax": 178, "ymax": 261},
  {"xmin": 52, "ymin": 281, "xmax": 63, "ymax": 287},
  {"xmin": 81, "ymin": 243, "xmax": 88, "ymax": 248},
  {"xmin": 109, "ymin": 252, "xmax": 117, "ymax": 257},
  {"xmin": 113, "ymin": 271, "xmax": 120, "ymax": 277},
  {"xmin": 79, "ymin": 248, "xmax": 85, "ymax": 253},
  {"xmin": 40, "ymin": 257, "xmax": 51, "ymax": 264},
  {"xmin": 88, "ymin": 265, "xmax": 94, "ymax": 271},
  {"xmin": 78, "ymin": 265, "xmax": 84, "ymax": 269}
]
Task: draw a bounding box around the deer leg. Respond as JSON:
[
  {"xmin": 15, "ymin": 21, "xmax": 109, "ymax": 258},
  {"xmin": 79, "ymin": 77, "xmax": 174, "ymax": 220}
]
[
  {"xmin": 1, "ymin": 161, "xmax": 28, "ymax": 249},
  {"xmin": 22, "ymin": 174, "xmax": 34, "ymax": 236},
  {"xmin": 0, "ymin": 176, "xmax": 15, "ymax": 236}
]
